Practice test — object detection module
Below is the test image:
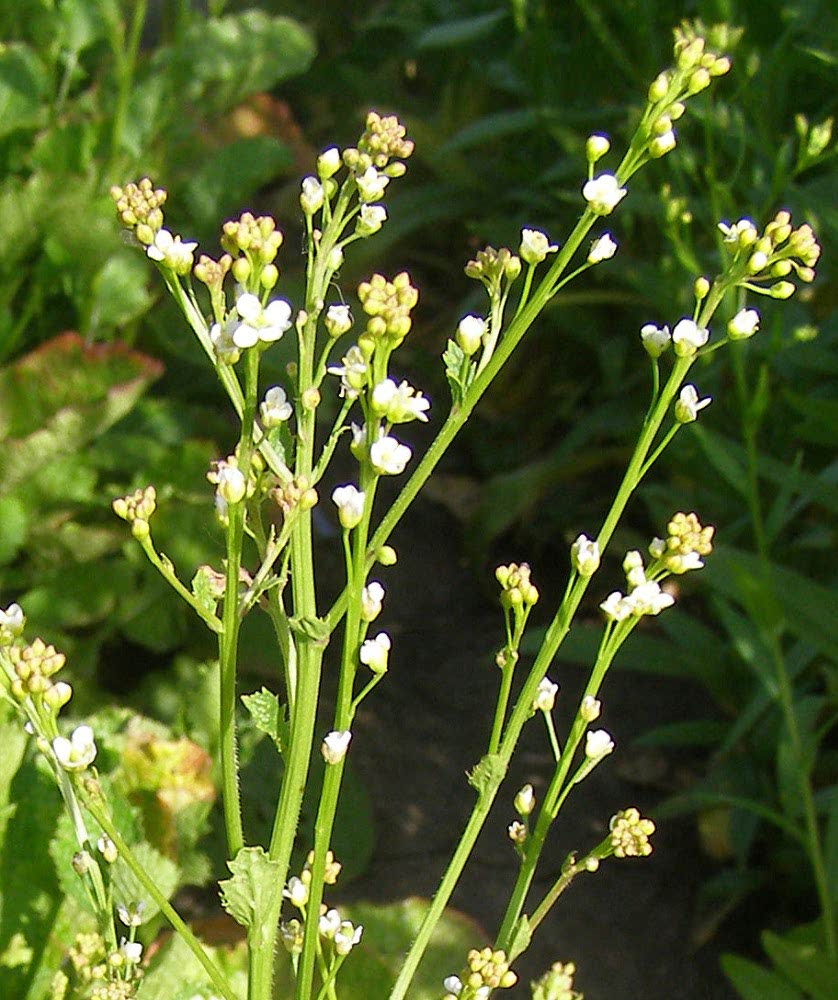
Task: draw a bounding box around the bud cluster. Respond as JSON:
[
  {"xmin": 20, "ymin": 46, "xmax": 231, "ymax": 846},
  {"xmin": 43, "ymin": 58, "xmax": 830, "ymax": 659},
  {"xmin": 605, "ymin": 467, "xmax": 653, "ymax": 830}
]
[
  {"xmin": 495, "ymin": 562, "xmax": 540, "ymax": 610},
  {"xmin": 443, "ymin": 948, "xmax": 518, "ymax": 998},
  {"xmin": 110, "ymin": 178, "xmax": 167, "ymax": 247},
  {"xmin": 112, "ymin": 486, "xmax": 157, "ymax": 540},
  {"xmin": 6, "ymin": 637, "xmax": 66, "ymax": 701},
  {"xmin": 720, "ymin": 210, "xmax": 821, "ymax": 300},
  {"xmin": 651, "ymin": 511, "xmax": 714, "ymax": 574},
  {"xmin": 357, "ymin": 272, "xmax": 419, "ymax": 348},
  {"xmin": 465, "ymin": 246, "xmax": 522, "ymax": 297},
  {"xmin": 219, "ymin": 212, "xmax": 284, "ymax": 291},
  {"xmin": 344, "ymin": 111, "xmax": 415, "ymax": 173},
  {"xmin": 608, "ymin": 807, "xmax": 656, "ymax": 858},
  {"xmin": 531, "ymin": 960, "xmax": 582, "ymax": 1000}
]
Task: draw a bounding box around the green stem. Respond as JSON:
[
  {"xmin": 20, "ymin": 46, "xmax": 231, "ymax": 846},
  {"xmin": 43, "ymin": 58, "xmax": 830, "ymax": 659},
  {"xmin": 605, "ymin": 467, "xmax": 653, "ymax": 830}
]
[
  {"xmin": 81, "ymin": 789, "xmax": 239, "ymax": 1000},
  {"xmin": 106, "ymin": 0, "xmax": 148, "ymax": 178}
]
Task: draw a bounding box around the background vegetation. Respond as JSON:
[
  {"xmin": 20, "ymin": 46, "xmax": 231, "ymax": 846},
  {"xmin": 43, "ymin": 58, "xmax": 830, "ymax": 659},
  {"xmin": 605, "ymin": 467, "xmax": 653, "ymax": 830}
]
[{"xmin": 0, "ymin": 1, "xmax": 835, "ymax": 997}]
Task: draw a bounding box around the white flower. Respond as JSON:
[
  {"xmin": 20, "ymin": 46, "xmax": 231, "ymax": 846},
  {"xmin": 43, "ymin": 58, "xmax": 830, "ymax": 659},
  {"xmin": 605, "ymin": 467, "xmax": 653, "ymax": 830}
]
[
  {"xmin": 649, "ymin": 537, "xmax": 666, "ymax": 559},
  {"xmin": 369, "ymin": 434, "xmax": 412, "ymax": 476},
  {"xmin": 360, "ymin": 632, "xmax": 391, "ymax": 674},
  {"xmin": 582, "ymin": 173, "xmax": 627, "ymax": 215},
  {"xmin": 674, "ymin": 384, "xmax": 712, "ymax": 423},
  {"xmin": 585, "ymin": 729, "xmax": 615, "ymax": 759},
  {"xmin": 355, "ymin": 166, "xmax": 389, "ymax": 202},
  {"xmin": 640, "ymin": 323, "xmax": 671, "ymax": 358},
  {"xmin": 233, "ymin": 293, "xmax": 293, "ymax": 348},
  {"xmin": 117, "ymin": 903, "xmax": 145, "ymax": 928},
  {"xmin": 671, "ymin": 317, "xmax": 709, "ymax": 357},
  {"xmin": 624, "ymin": 580, "xmax": 675, "ymax": 616},
  {"xmin": 360, "ymin": 581, "xmax": 385, "ymax": 622},
  {"xmin": 718, "ymin": 218, "xmax": 757, "ymax": 246},
  {"xmin": 356, "ymin": 204, "xmax": 387, "ymax": 236},
  {"xmin": 533, "ymin": 677, "xmax": 558, "ymax": 712},
  {"xmin": 334, "ymin": 920, "xmax": 363, "ymax": 956},
  {"xmin": 519, "ymin": 228, "xmax": 558, "ymax": 265},
  {"xmin": 456, "ymin": 315, "xmax": 486, "ymax": 356},
  {"xmin": 325, "ymin": 304, "xmax": 353, "ymax": 338},
  {"xmin": 600, "ymin": 591, "xmax": 631, "ymax": 622},
  {"xmin": 514, "ymin": 784, "xmax": 535, "ymax": 816},
  {"xmin": 666, "ymin": 551, "xmax": 705, "ymax": 574},
  {"xmin": 209, "ymin": 315, "xmax": 242, "ymax": 365},
  {"xmin": 321, "ymin": 729, "xmax": 352, "ymax": 764},
  {"xmin": 580, "ymin": 695, "xmax": 601, "ymax": 722},
  {"xmin": 210, "ymin": 461, "xmax": 246, "ymax": 504},
  {"xmin": 443, "ymin": 975, "xmax": 464, "ymax": 995},
  {"xmin": 317, "ymin": 147, "xmax": 341, "ymax": 178},
  {"xmin": 370, "ymin": 378, "xmax": 430, "ymax": 423},
  {"xmin": 587, "ymin": 233, "xmax": 617, "ymax": 264},
  {"xmin": 327, "ymin": 344, "xmax": 368, "ymax": 398},
  {"xmin": 260, "ymin": 386, "xmax": 293, "ymax": 427},
  {"xmin": 570, "ymin": 534, "xmax": 600, "ymax": 576},
  {"xmin": 0, "ymin": 602, "xmax": 24, "ymax": 639},
  {"xmin": 649, "ymin": 129, "xmax": 677, "ymax": 158},
  {"xmin": 97, "ymin": 836, "xmax": 118, "ymax": 863},
  {"xmin": 586, "ymin": 134, "xmax": 610, "ymax": 161},
  {"xmin": 53, "ymin": 725, "xmax": 97, "ymax": 771},
  {"xmin": 300, "ymin": 176, "xmax": 324, "ymax": 215},
  {"xmin": 283, "ymin": 876, "xmax": 309, "ymax": 908},
  {"xmin": 120, "ymin": 939, "xmax": 143, "ymax": 965},
  {"xmin": 332, "ymin": 484, "xmax": 366, "ymax": 529},
  {"xmin": 623, "ymin": 550, "xmax": 646, "ymax": 589},
  {"xmin": 319, "ymin": 908, "xmax": 341, "ymax": 938},
  {"xmin": 728, "ymin": 308, "xmax": 760, "ymax": 340},
  {"xmin": 145, "ymin": 229, "xmax": 197, "ymax": 274}
]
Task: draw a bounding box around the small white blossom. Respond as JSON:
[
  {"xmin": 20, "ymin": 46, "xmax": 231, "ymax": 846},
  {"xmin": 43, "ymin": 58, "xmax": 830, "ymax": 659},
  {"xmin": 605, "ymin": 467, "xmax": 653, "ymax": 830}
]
[
  {"xmin": 666, "ymin": 551, "xmax": 705, "ymax": 574},
  {"xmin": 456, "ymin": 315, "xmax": 486, "ymax": 356},
  {"xmin": 233, "ymin": 293, "xmax": 294, "ymax": 348},
  {"xmin": 370, "ymin": 378, "xmax": 430, "ymax": 423},
  {"xmin": 649, "ymin": 537, "xmax": 666, "ymax": 559},
  {"xmin": 624, "ymin": 580, "xmax": 675, "ymax": 616},
  {"xmin": 580, "ymin": 695, "xmax": 601, "ymax": 722},
  {"xmin": 533, "ymin": 677, "xmax": 558, "ymax": 712},
  {"xmin": 145, "ymin": 229, "xmax": 198, "ymax": 274},
  {"xmin": 334, "ymin": 920, "xmax": 363, "ymax": 956},
  {"xmin": 0, "ymin": 602, "xmax": 24, "ymax": 640},
  {"xmin": 209, "ymin": 314, "xmax": 242, "ymax": 364},
  {"xmin": 640, "ymin": 323, "xmax": 671, "ymax": 358},
  {"xmin": 718, "ymin": 218, "xmax": 757, "ymax": 246},
  {"xmin": 356, "ymin": 204, "xmax": 387, "ymax": 236},
  {"xmin": 587, "ymin": 233, "xmax": 617, "ymax": 263},
  {"xmin": 325, "ymin": 304, "xmax": 353, "ymax": 338},
  {"xmin": 117, "ymin": 903, "xmax": 145, "ymax": 928},
  {"xmin": 321, "ymin": 729, "xmax": 352, "ymax": 764},
  {"xmin": 332, "ymin": 484, "xmax": 366, "ymax": 529},
  {"xmin": 369, "ymin": 434, "xmax": 412, "ymax": 476},
  {"xmin": 210, "ymin": 461, "xmax": 246, "ymax": 504},
  {"xmin": 623, "ymin": 550, "xmax": 646, "ymax": 589},
  {"xmin": 728, "ymin": 308, "xmax": 760, "ymax": 340},
  {"xmin": 355, "ymin": 166, "xmax": 389, "ymax": 202},
  {"xmin": 520, "ymin": 228, "xmax": 558, "ymax": 264},
  {"xmin": 283, "ymin": 876, "xmax": 309, "ymax": 908},
  {"xmin": 359, "ymin": 632, "xmax": 391, "ymax": 674},
  {"xmin": 120, "ymin": 939, "xmax": 143, "ymax": 965},
  {"xmin": 570, "ymin": 534, "xmax": 600, "ymax": 576},
  {"xmin": 649, "ymin": 129, "xmax": 677, "ymax": 158},
  {"xmin": 260, "ymin": 386, "xmax": 293, "ymax": 427},
  {"xmin": 600, "ymin": 591, "xmax": 631, "ymax": 622},
  {"xmin": 675, "ymin": 384, "xmax": 712, "ymax": 423},
  {"xmin": 317, "ymin": 147, "xmax": 341, "ymax": 178},
  {"xmin": 360, "ymin": 581, "xmax": 385, "ymax": 622},
  {"xmin": 53, "ymin": 725, "xmax": 97, "ymax": 771},
  {"xmin": 443, "ymin": 975, "xmax": 464, "ymax": 995},
  {"xmin": 586, "ymin": 134, "xmax": 610, "ymax": 161},
  {"xmin": 514, "ymin": 784, "xmax": 535, "ymax": 816},
  {"xmin": 97, "ymin": 836, "xmax": 118, "ymax": 863},
  {"xmin": 319, "ymin": 908, "xmax": 342, "ymax": 938},
  {"xmin": 671, "ymin": 318, "xmax": 709, "ymax": 357},
  {"xmin": 585, "ymin": 729, "xmax": 615, "ymax": 759},
  {"xmin": 582, "ymin": 173, "xmax": 627, "ymax": 215},
  {"xmin": 327, "ymin": 344, "xmax": 368, "ymax": 398},
  {"xmin": 300, "ymin": 176, "xmax": 325, "ymax": 215}
]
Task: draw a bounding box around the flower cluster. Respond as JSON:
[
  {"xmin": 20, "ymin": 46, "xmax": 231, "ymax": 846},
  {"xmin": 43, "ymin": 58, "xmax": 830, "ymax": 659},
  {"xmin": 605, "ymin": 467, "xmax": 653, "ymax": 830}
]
[
  {"xmin": 110, "ymin": 178, "xmax": 167, "ymax": 248},
  {"xmin": 443, "ymin": 948, "xmax": 517, "ymax": 999},
  {"xmin": 608, "ymin": 807, "xmax": 656, "ymax": 858},
  {"xmin": 495, "ymin": 562, "xmax": 540, "ymax": 610},
  {"xmin": 112, "ymin": 486, "xmax": 157, "ymax": 541},
  {"xmin": 531, "ymin": 960, "xmax": 582, "ymax": 1000},
  {"xmin": 720, "ymin": 209, "xmax": 821, "ymax": 299},
  {"xmin": 464, "ymin": 246, "xmax": 522, "ymax": 297},
  {"xmin": 357, "ymin": 271, "xmax": 419, "ymax": 349},
  {"xmin": 651, "ymin": 511, "xmax": 714, "ymax": 574},
  {"xmin": 344, "ymin": 110, "xmax": 415, "ymax": 173}
]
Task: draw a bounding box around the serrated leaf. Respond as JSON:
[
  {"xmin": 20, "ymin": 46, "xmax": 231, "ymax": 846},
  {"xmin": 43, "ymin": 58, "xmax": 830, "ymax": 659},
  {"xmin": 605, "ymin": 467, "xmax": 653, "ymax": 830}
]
[
  {"xmin": 721, "ymin": 952, "xmax": 802, "ymax": 1000},
  {"xmin": 241, "ymin": 688, "xmax": 285, "ymax": 753},
  {"xmin": 191, "ymin": 568, "xmax": 220, "ymax": 620},
  {"xmin": 289, "ymin": 615, "xmax": 331, "ymax": 644},
  {"xmin": 467, "ymin": 753, "xmax": 506, "ymax": 795},
  {"xmin": 219, "ymin": 846, "xmax": 280, "ymax": 932}
]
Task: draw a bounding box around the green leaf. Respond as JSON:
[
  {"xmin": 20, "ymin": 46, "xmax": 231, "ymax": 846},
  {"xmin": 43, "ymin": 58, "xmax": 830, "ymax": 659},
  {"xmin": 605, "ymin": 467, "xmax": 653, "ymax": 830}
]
[
  {"xmin": 633, "ymin": 718, "xmax": 728, "ymax": 748},
  {"xmin": 761, "ymin": 929, "xmax": 838, "ymax": 999},
  {"xmin": 415, "ymin": 9, "xmax": 508, "ymax": 49},
  {"xmin": 112, "ymin": 841, "xmax": 179, "ymax": 924},
  {"xmin": 443, "ymin": 339, "xmax": 474, "ymax": 407},
  {"xmin": 89, "ymin": 252, "xmax": 155, "ymax": 331},
  {"xmin": 218, "ymin": 846, "xmax": 280, "ymax": 932},
  {"xmin": 135, "ymin": 932, "xmax": 248, "ymax": 1000},
  {"xmin": 721, "ymin": 952, "xmax": 802, "ymax": 1000},
  {"xmin": 467, "ymin": 753, "xmax": 506, "ymax": 795},
  {"xmin": 241, "ymin": 688, "xmax": 285, "ymax": 753},
  {"xmin": 0, "ymin": 494, "xmax": 27, "ymax": 565},
  {"xmin": 0, "ymin": 44, "xmax": 50, "ymax": 137}
]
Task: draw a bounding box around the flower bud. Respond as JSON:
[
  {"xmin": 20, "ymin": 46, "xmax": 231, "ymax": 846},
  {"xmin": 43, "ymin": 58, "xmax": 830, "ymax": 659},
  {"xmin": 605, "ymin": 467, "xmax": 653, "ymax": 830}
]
[
  {"xmin": 456, "ymin": 315, "xmax": 486, "ymax": 356},
  {"xmin": 514, "ymin": 784, "xmax": 535, "ymax": 816},
  {"xmin": 586, "ymin": 134, "xmax": 610, "ymax": 162}
]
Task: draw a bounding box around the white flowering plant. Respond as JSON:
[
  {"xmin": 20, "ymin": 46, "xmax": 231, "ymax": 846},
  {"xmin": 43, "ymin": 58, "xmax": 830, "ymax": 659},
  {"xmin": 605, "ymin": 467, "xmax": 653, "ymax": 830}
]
[{"xmin": 0, "ymin": 23, "xmax": 828, "ymax": 1000}]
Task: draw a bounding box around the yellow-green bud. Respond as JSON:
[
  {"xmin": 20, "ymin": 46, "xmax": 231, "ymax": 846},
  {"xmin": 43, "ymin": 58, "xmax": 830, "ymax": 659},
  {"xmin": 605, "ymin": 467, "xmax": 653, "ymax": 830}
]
[
  {"xmin": 376, "ymin": 545, "xmax": 397, "ymax": 566},
  {"xmin": 232, "ymin": 257, "xmax": 251, "ymax": 284},
  {"xmin": 694, "ymin": 276, "xmax": 710, "ymax": 300},
  {"xmin": 648, "ymin": 72, "xmax": 669, "ymax": 103},
  {"xmin": 261, "ymin": 264, "xmax": 279, "ymax": 290},
  {"xmin": 131, "ymin": 519, "xmax": 150, "ymax": 541},
  {"xmin": 770, "ymin": 281, "xmax": 795, "ymax": 299},
  {"xmin": 687, "ymin": 67, "xmax": 711, "ymax": 94},
  {"xmin": 586, "ymin": 134, "xmax": 610, "ymax": 162},
  {"xmin": 300, "ymin": 488, "xmax": 318, "ymax": 511},
  {"xmin": 301, "ymin": 387, "xmax": 320, "ymax": 410}
]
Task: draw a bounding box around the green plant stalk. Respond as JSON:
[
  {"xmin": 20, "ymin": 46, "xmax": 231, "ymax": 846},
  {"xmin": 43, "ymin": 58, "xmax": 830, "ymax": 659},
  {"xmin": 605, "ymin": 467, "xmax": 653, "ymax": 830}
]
[
  {"xmin": 81, "ymin": 788, "xmax": 238, "ymax": 1000},
  {"xmin": 296, "ymin": 479, "xmax": 376, "ymax": 999},
  {"xmin": 106, "ymin": 0, "xmax": 148, "ymax": 179},
  {"xmin": 731, "ymin": 347, "xmax": 837, "ymax": 959},
  {"xmin": 388, "ymin": 348, "xmax": 696, "ymax": 998},
  {"xmin": 218, "ymin": 349, "xmax": 260, "ymax": 859}
]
